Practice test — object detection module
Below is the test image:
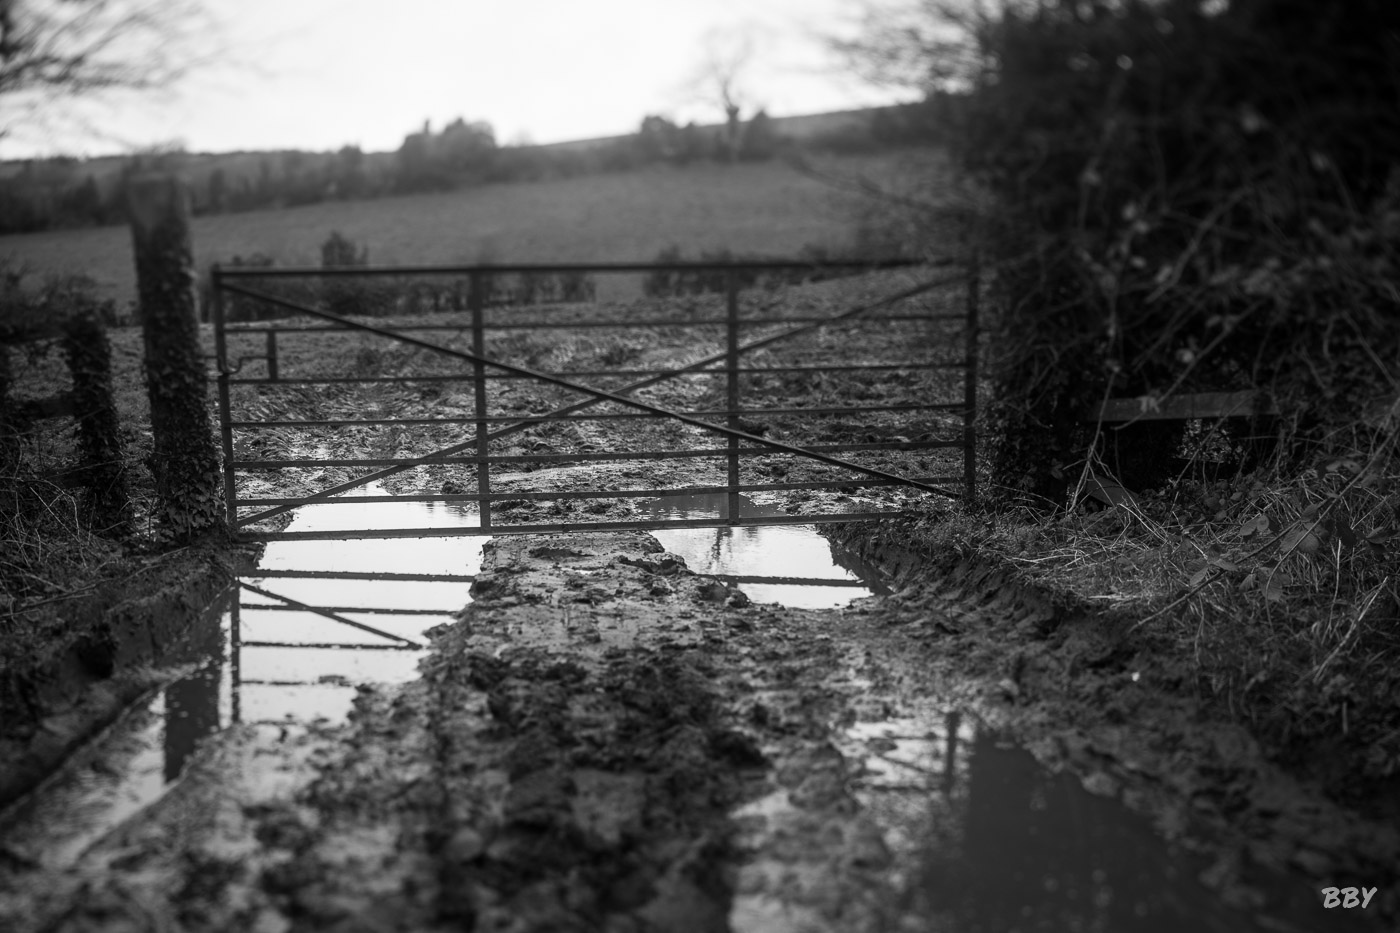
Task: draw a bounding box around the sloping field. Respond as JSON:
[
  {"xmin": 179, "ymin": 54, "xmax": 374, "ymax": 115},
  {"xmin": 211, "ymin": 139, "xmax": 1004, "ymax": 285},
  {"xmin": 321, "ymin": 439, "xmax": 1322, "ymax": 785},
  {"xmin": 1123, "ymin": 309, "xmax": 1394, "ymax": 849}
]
[{"xmin": 0, "ymin": 151, "xmax": 935, "ymax": 311}]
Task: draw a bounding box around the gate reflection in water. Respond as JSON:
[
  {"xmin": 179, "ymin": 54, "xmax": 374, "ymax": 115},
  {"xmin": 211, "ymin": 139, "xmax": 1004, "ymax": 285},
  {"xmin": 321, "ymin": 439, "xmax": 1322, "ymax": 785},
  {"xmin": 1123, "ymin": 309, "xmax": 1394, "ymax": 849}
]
[
  {"xmin": 211, "ymin": 487, "xmax": 894, "ymax": 737},
  {"xmin": 640, "ymin": 492, "xmax": 889, "ymax": 609},
  {"xmin": 230, "ymin": 480, "xmax": 485, "ymax": 725}
]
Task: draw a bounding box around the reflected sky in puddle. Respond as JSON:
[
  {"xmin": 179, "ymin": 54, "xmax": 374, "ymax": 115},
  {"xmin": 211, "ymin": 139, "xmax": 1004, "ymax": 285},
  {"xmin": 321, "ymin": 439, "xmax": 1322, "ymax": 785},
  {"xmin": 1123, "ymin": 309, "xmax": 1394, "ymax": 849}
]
[
  {"xmin": 640, "ymin": 492, "xmax": 887, "ymax": 609},
  {"xmin": 233, "ymin": 481, "xmax": 485, "ymax": 725}
]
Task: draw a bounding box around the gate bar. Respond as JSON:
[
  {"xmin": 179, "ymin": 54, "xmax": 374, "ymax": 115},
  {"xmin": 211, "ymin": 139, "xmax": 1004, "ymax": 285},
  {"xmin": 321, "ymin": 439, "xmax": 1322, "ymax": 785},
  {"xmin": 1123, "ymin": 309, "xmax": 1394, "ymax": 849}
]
[
  {"xmin": 239, "ymin": 643, "xmax": 422, "ymax": 652},
  {"xmin": 470, "ymin": 271, "xmax": 492, "ymax": 529},
  {"xmin": 229, "ymin": 402, "xmax": 967, "ymax": 428},
  {"xmin": 247, "ymin": 509, "xmax": 912, "ymax": 541},
  {"xmin": 228, "ymin": 362, "xmax": 958, "ymax": 384},
  {"xmin": 235, "ymin": 474, "xmax": 963, "ymax": 506},
  {"xmin": 221, "ymin": 312, "xmax": 960, "ymax": 333},
  {"xmin": 963, "ymin": 255, "xmax": 980, "ymax": 502},
  {"xmin": 250, "ymin": 569, "xmax": 476, "ymax": 582},
  {"xmin": 726, "ymin": 270, "xmax": 742, "ymax": 525},
  {"xmin": 238, "ymin": 580, "xmax": 424, "ymax": 648},
  {"xmin": 217, "ymin": 257, "xmax": 945, "ymax": 278},
  {"xmin": 233, "ymin": 437, "xmax": 961, "ymax": 467}
]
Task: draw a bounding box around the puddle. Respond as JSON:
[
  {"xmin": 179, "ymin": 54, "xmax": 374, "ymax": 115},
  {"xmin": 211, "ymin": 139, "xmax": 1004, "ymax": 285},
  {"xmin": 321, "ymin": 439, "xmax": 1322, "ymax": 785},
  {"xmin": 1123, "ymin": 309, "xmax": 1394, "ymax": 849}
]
[
  {"xmin": 640, "ymin": 492, "xmax": 888, "ymax": 609},
  {"xmin": 815, "ymin": 713, "xmax": 1359, "ymax": 932},
  {"xmin": 0, "ymin": 588, "xmax": 233, "ymax": 869},
  {"xmin": 0, "ymin": 484, "xmax": 486, "ymax": 868},
  {"xmin": 232, "ymin": 480, "xmax": 486, "ymax": 725}
]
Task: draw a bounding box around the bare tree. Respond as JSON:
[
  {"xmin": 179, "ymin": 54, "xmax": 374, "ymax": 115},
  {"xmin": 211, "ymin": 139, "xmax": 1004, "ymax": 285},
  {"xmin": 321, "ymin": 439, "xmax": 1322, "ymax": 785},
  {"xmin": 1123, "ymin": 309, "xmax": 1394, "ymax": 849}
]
[
  {"xmin": 0, "ymin": 0, "xmax": 218, "ymax": 144},
  {"xmin": 688, "ymin": 26, "xmax": 763, "ymax": 163}
]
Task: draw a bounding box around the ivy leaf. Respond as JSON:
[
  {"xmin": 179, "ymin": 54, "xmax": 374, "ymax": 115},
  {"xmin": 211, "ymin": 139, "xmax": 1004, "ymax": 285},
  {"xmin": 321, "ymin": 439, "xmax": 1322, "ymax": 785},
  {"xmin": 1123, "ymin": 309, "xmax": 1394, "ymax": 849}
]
[
  {"xmin": 1365, "ymin": 525, "xmax": 1397, "ymax": 545},
  {"xmin": 1239, "ymin": 512, "xmax": 1273, "ymax": 538}
]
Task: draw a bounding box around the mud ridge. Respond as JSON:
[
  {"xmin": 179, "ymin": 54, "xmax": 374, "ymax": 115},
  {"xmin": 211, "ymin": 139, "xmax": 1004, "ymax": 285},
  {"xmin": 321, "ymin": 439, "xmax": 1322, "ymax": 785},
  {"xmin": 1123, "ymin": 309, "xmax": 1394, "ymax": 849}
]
[{"xmin": 0, "ymin": 545, "xmax": 256, "ymax": 810}]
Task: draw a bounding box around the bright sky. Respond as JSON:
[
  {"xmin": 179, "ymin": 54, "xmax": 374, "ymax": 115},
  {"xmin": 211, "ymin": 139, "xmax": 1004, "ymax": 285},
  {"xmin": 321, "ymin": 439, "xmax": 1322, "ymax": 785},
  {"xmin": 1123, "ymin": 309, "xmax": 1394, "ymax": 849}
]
[{"xmin": 4, "ymin": 0, "xmax": 911, "ymax": 159}]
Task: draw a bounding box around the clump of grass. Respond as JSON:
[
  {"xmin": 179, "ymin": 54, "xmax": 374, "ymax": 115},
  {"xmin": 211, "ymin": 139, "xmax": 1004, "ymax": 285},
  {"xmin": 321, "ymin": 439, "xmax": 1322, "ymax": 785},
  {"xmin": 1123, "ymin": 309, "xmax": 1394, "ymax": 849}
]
[
  {"xmin": 910, "ymin": 414, "xmax": 1400, "ymax": 794},
  {"xmin": 0, "ymin": 467, "xmax": 121, "ymax": 611}
]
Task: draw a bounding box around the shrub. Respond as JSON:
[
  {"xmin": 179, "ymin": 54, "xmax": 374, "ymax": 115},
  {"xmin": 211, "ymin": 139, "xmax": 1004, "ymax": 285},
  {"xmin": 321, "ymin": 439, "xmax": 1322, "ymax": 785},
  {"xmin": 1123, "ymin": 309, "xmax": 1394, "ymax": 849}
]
[{"xmin": 320, "ymin": 231, "xmax": 383, "ymax": 317}]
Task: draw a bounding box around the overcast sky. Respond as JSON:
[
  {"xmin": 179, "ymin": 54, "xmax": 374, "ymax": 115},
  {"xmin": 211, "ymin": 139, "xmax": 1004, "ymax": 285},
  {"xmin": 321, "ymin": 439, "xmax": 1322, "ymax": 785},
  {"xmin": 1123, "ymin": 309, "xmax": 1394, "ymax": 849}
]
[{"xmin": 4, "ymin": 0, "xmax": 911, "ymax": 160}]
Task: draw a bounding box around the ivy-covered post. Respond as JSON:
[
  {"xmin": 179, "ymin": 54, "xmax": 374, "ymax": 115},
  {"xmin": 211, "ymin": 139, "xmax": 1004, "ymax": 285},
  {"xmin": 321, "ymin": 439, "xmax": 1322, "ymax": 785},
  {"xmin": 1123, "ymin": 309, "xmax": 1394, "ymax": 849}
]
[
  {"xmin": 128, "ymin": 173, "xmax": 225, "ymax": 542},
  {"xmin": 61, "ymin": 309, "xmax": 132, "ymax": 533}
]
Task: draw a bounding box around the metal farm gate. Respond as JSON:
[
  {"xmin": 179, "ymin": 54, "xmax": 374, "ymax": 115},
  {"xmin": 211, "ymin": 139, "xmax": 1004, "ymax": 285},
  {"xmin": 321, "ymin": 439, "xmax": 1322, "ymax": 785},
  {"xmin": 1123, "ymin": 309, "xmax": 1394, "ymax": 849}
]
[{"xmin": 210, "ymin": 257, "xmax": 979, "ymax": 542}]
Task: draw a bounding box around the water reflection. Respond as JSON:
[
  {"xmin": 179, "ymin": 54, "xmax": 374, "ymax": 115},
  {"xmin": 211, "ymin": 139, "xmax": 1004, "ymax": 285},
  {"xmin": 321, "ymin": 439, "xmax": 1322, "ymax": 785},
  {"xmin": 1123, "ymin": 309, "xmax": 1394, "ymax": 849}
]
[
  {"xmin": 640, "ymin": 492, "xmax": 889, "ymax": 608},
  {"xmin": 0, "ymin": 588, "xmax": 234, "ymax": 869},
  {"xmin": 230, "ymin": 481, "xmax": 485, "ymax": 725},
  {"xmin": 841, "ymin": 713, "xmax": 1363, "ymax": 933},
  {"xmin": 162, "ymin": 652, "xmax": 222, "ymax": 783},
  {"xmin": 133, "ymin": 488, "xmax": 889, "ymax": 781}
]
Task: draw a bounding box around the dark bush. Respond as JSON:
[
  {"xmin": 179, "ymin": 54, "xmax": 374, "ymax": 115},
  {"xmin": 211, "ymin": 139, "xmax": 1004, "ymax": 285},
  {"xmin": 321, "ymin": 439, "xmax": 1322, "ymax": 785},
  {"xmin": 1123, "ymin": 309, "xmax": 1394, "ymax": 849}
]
[
  {"xmin": 320, "ymin": 231, "xmax": 388, "ymax": 317},
  {"xmin": 889, "ymin": 0, "xmax": 1400, "ymax": 503}
]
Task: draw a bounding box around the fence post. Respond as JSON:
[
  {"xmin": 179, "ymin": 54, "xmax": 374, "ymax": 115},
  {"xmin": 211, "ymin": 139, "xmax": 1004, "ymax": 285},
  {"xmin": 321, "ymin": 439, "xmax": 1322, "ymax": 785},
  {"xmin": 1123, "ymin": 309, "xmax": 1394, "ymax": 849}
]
[
  {"xmin": 61, "ymin": 309, "xmax": 132, "ymax": 533},
  {"xmin": 963, "ymin": 255, "xmax": 980, "ymax": 504},
  {"xmin": 726, "ymin": 268, "xmax": 742, "ymax": 525},
  {"xmin": 470, "ymin": 271, "xmax": 492, "ymax": 529},
  {"xmin": 265, "ymin": 330, "xmax": 280, "ymax": 382},
  {"xmin": 211, "ymin": 265, "xmax": 238, "ymax": 536},
  {"xmin": 128, "ymin": 172, "xmax": 225, "ymax": 541}
]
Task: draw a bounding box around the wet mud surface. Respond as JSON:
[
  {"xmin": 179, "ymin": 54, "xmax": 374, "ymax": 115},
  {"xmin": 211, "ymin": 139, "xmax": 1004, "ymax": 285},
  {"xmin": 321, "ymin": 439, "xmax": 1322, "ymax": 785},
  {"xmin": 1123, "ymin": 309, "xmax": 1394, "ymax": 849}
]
[{"xmin": 3, "ymin": 531, "xmax": 1390, "ymax": 931}]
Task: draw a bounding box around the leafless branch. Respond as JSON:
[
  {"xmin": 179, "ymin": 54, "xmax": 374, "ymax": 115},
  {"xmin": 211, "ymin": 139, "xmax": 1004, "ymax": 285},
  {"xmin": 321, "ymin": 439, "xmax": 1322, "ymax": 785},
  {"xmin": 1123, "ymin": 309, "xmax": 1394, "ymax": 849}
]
[{"xmin": 0, "ymin": 0, "xmax": 220, "ymax": 141}]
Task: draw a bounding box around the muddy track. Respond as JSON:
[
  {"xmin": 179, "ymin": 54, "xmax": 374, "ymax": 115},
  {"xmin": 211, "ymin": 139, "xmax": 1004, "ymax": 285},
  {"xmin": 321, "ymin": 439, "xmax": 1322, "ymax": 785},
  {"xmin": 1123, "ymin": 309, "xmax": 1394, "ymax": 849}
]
[
  {"xmin": 5, "ymin": 530, "xmax": 1386, "ymax": 932},
  {"xmin": 1, "ymin": 533, "xmax": 933, "ymax": 932}
]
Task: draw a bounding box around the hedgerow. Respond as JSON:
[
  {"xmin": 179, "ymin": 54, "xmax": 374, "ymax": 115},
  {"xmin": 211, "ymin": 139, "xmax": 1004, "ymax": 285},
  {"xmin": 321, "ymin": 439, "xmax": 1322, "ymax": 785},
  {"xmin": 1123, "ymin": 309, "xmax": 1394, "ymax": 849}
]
[{"xmin": 865, "ymin": 0, "xmax": 1400, "ymax": 504}]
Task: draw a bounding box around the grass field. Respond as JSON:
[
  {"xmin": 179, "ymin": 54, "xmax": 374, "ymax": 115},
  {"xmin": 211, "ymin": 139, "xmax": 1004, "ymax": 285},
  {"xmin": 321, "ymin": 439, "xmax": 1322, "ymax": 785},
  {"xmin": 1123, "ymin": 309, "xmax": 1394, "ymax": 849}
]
[{"xmin": 0, "ymin": 151, "xmax": 941, "ymax": 311}]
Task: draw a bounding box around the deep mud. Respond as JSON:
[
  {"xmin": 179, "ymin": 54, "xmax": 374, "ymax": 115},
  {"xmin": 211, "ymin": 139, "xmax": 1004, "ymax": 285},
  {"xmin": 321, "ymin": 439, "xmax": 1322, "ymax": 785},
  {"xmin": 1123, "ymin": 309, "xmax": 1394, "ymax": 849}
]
[{"xmin": 3, "ymin": 531, "xmax": 1390, "ymax": 931}]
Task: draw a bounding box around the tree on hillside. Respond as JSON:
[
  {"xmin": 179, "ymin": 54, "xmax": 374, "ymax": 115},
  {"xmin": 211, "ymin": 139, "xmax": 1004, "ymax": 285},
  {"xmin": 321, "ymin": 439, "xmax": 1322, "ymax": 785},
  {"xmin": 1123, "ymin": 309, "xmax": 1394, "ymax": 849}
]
[
  {"xmin": 0, "ymin": 0, "xmax": 219, "ymax": 147},
  {"xmin": 637, "ymin": 114, "xmax": 681, "ymax": 161},
  {"xmin": 740, "ymin": 108, "xmax": 781, "ymax": 160},
  {"xmin": 331, "ymin": 144, "xmax": 369, "ymax": 199},
  {"xmin": 688, "ymin": 26, "xmax": 764, "ymax": 163},
  {"xmin": 438, "ymin": 117, "xmax": 496, "ymax": 175}
]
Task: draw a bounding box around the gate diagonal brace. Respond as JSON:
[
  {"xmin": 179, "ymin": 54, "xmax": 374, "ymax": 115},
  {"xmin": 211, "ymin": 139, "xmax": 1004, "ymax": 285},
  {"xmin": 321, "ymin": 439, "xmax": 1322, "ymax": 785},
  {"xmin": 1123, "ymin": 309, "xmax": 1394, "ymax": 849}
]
[
  {"xmin": 220, "ymin": 272, "xmax": 964, "ymax": 528},
  {"xmin": 239, "ymin": 580, "xmax": 425, "ymax": 649}
]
